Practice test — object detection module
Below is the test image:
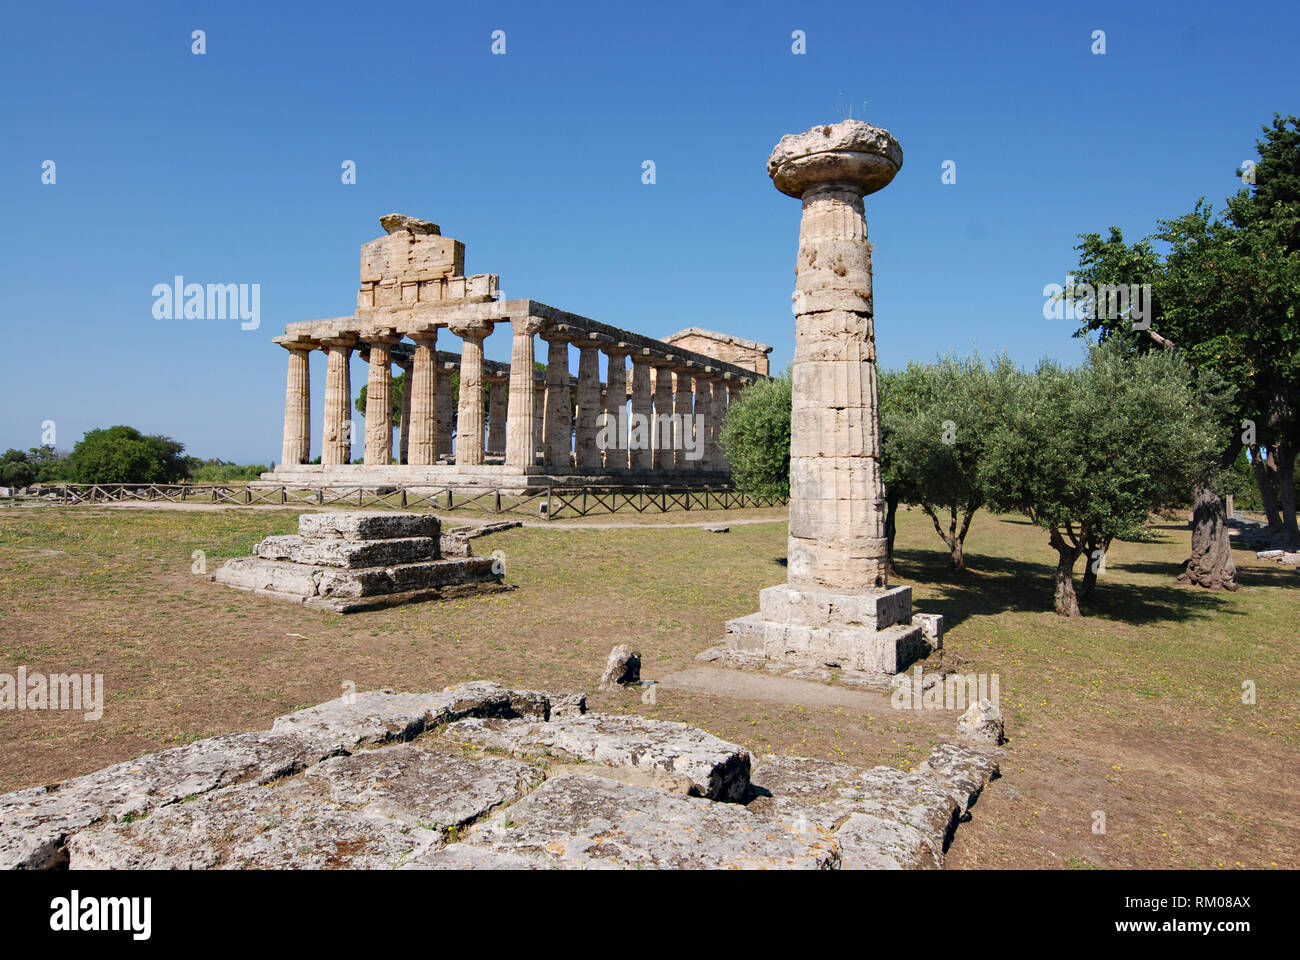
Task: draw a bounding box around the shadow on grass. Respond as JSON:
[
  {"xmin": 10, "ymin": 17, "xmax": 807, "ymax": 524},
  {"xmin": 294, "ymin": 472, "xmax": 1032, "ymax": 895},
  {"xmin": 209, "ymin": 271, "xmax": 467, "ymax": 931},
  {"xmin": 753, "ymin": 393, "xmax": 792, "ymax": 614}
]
[
  {"xmin": 893, "ymin": 548, "xmax": 1236, "ymax": 630},
  {"xmin": 1123, "ymin": 558, "xmax": 1298, "ymax": 590}
]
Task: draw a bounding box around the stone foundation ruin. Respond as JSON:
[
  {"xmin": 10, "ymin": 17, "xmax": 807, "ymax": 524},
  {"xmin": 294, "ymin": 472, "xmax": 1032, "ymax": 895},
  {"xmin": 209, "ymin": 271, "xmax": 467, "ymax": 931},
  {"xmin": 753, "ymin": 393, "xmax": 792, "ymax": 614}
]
[
  {"xmin": 1, "ymin": 682, "xmax": 999, "ymax": 870},
  {"xmin": 213, "ymin": 512, "xmax": 507, "ymax": 612}
]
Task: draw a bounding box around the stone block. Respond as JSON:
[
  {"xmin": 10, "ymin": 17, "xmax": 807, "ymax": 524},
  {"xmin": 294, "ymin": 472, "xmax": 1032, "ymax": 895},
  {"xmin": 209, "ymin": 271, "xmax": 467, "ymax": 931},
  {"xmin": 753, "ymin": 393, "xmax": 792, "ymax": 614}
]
[
  {"xmin": 442, "ymin": 713, "xmax": 751, "ymax": 802},
  {"xmin": 297, "ymin": 512, "xmax": 441, "ymax": 542},
  {"xmin": 724, "ymin": 612, "xmax": 765, "ymax": 652},
  {"xmin": 255, "ymin": 534, "xmax": 440, "ymax": 568},
  {"xmin": 463, "ymin": 773, "xmax": 839, "ymax": 869},
  {"xmin": 912, "ymin": 612, "xmax": 944, "ymax": 651},
  {"xmin": 758, "ymin": 583, "xmax": 911, "ymax": 631}
]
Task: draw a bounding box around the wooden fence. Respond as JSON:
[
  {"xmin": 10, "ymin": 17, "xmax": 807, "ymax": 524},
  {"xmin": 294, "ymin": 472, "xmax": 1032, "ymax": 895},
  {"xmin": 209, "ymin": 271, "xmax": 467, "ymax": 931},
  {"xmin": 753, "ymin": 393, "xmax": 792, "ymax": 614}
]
[{"xmin": 20, "ymin": 483, "xmax": 787, "ymax": 520}]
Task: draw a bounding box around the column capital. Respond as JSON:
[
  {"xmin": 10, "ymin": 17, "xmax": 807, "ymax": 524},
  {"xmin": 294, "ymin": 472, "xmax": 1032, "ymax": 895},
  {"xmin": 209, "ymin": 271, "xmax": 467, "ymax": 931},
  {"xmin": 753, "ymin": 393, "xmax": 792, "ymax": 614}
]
[
  {"xmin": 510, "ymin": 316, "xmax": 546, "ymax": 338},
  {"xmin": 448, "ymin": 316, "xmax": 494, "ymax": 339},
  {"xmin": 768, "ymin": 119, "xmax": 902, "ymax": 199}
]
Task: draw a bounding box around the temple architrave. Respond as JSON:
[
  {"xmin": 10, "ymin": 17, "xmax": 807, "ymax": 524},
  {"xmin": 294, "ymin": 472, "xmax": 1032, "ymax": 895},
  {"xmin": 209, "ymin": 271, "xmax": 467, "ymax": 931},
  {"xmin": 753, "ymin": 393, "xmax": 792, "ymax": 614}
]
[{"xmin": 261, "ymin": 214, "xmax": 770, "ymax": 488}]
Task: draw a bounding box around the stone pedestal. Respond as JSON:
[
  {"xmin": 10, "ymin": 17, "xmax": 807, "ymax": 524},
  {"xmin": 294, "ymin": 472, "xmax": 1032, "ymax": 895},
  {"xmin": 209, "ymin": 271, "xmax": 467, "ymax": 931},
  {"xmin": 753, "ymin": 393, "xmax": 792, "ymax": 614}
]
[{"xmin": 721, "ymin": 120, "xmax": 932, "ymax": 677}]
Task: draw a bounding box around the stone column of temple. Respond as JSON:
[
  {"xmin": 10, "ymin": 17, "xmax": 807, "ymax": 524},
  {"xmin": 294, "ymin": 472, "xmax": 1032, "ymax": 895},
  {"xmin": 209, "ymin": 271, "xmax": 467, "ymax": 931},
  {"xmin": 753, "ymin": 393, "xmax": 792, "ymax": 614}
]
[
  {"xmin": 397, "ymin": 359, "xmax": 412, "ymax": 464},
  {"xmin": 486, "ymin": 376, "xmax": 507, "ymax": 456},
  {"xmin": 532, "ymin": 383, "xmax": 545, "ymax": 464},
  {"xmin": 629, "ymin": 354, "xmax": 653, "ymax": 471},
  {"xmin": 602, "ymin": 347, "xmax": 629, "ymax": 470},
  {"xmin": 451, "ymin": 319, "xmax": 491, "ymax": 468},
  {"xmin": 672, "ymin": 366, "xmax": 695, "ymax": 470},
  {"xmin": 542, "ymin": 331, "xmax": 573, "ymax": 470},
  {"xmin": 711, "ymin": 378, "xmax": 729, "ymax": 470},
  {"xmin": 436, "ymin": 363, "xmax": 454, "ymax": 460},
  {"xmin": 692, "ymin": 371, "xmax": 713, "ymax": 472},
  {"xmin": 504, "ymin": 317, "xmax": 543, "ymax": 469},
  {"xmin": 320, "ymin": 335, "xmax": 356, "ymax": 466},
  {"xmin": 363, "ymin": 331, "xmax": 398, "ymax": 465},
  {"xmin": 573, "ymin": 341, "xmax": 603, "ymax": 470},
  {"xmin": 651, "ymin": 360, "xmax": 675, "ymax": 471},
  {"xmin": 768, "ymin": 119, "xmax": 903, "ymax": 590},
  {"xmin": 407, "ymin": 332, "xmax": 438, "ymax": 465},
  {"xmin": 278, "ymin": 342, "xmax": 312, "ymax": 466}
]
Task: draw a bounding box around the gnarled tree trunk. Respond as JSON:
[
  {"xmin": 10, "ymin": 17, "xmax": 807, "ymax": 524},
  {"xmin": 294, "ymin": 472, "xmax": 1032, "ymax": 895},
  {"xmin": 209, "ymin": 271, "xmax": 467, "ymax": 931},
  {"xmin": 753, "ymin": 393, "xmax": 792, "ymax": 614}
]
[
  {"xmin": 1178, "ymin": 482, "xmax": 1239, "ymax": 590},
  {"xmin": 1276, "ymin": 440, "xmax": 1299, "ymax": 548},
  {"xmin": 884, "ymin": 489, "xmax": 899, "ymax": 578},
  {"xmin": 1048, "ymin": 529, "xmax": 1082, "ymax": 617},
  {"xmin": 1250, "ymin": 444, "xmax": 1284, "ymax": 531}
]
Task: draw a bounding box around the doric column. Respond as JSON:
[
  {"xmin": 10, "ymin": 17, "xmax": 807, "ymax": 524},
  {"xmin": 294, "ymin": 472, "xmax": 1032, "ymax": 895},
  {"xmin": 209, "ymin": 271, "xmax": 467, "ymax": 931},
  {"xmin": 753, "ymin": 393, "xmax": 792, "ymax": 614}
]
[
  {"xmin": 651, "ymin": 359, "xmax": 675, "ymax": 471},
  {"xmin": 673, "ymin": 366, "xmax": 695, "ymax": 470},
  {"xmin": 542, "ymin": 331, "xmax": 573, "ymax": 469},
  {"xmin": 602, "ymin": 346, "xmax": 629, "ymax": 470},
  {"xmin": 436, "ymin": 362, "xmax": 454, "ymax": 459},
  {"xmin": 320, "ymin": 335, "xmax": 357, "ymax": 466},
  {"xmin": 407, "ymin": 331, "xmax": 438, "ymax": 465},
  {"xmin": 532, "ymin": 380, "xmax": 545, "ymax": 464},
  {"xmin": 451, "ymin": 318, "xmax": 492, "ymax": 468},
  {"xmin": 769, "ymin": 119, "xmax": 902, "ymax": 590},
  {"xmin": 505, "ymin": 317, "xmax": 543, "ymax": 469},
  {"xmin": 397, "ymin": 359, "xmax": 412, "ymax": 464},
  {"xmin": 487, "ymin": 376, "xmax": 507, "ymax": 455},
  {"xmin": 573, "ymin": 340, "xmax": 603, "ymax": 470},
  {"xmin": 362, "ymin": 330, "xmax": 399, "ymax": 465},
  {"xmin": 629, "ymin": 353, "xmax": 653, "ymax": 471},
  {"xmin": 710, "ymin": 377, "xmax": 729, "ymax": 470},
  {"xmin": 276, "ymin": 338, "xmax": 313, "ymax": 466},
  {"xmin": 692, "ymin": 371, "xmax": 713, "ymax": 472}
]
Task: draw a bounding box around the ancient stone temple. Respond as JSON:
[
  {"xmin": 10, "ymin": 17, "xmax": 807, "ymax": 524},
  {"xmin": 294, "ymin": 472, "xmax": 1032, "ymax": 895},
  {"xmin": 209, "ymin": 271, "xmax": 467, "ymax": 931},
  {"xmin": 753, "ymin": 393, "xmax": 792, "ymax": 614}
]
[
  {"xmin": 720, "ymin": 120, "xmax": 935, "ymax": 677},
  {"xmin": 261, "ymin": 214, "xmax": 768, "ymax": 488}
]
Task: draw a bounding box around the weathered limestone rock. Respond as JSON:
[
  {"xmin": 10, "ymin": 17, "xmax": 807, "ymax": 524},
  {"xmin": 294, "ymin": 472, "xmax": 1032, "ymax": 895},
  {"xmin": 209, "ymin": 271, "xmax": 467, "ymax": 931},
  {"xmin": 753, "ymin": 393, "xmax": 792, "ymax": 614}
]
[
  {"xmin": 0, "ymin": 730, "xmax": 326, "ymax": 870},
  {"xmin": 956, "ymin": 699, "xmax": 1005, "ymax": 745},
  {"xmin": 2, "ymin": 682, "xmax": 999, "ymax": 872},
  {"xmin": 442, "ymin": 713, "xmax": 751, "ymax": 802},
  {"xmin": 599, "ymin": 644, "xmax": 641, "ymax": 689},
  {"xmin": 463, "ymin": 773, "xmax": 840, "ymax": 869},
  {"xmin": 297, "ymin": 511, "xmax": 440, "ymax": 541},
  {"xmin": 269, "ymin": 682, "xmax": 552, "ymax": 753},
  {"xmin": 255, "ymin": 534, "xmax": 439, "ymax": 568},
  {"xmin": 912, "ymin": 612, "xmax": 944, "ymax": 651}
]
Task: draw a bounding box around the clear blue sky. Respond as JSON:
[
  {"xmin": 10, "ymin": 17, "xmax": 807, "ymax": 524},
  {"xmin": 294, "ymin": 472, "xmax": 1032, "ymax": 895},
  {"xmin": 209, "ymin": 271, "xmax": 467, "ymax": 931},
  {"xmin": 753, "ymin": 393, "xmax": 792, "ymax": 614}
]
[{"xmin": 3, "ymin": 0, "xmax": 1297, "ymax": 463}]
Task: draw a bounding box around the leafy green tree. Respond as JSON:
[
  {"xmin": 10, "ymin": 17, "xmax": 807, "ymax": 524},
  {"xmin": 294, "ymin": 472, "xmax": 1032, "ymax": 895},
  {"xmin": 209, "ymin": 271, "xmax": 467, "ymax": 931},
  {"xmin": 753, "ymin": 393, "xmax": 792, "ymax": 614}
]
[
  {"xmin": 68, "ymin": 426, "xmax": 187, "ymax": 484},
  {"xmin": 1067, "ymin": 114, "xmax": 1300, "ymax": 580},
  {"xmin": 980, "ymin": 343, "xmax": 1222, "ymax": 616},
  {"xmin": 26, "ymin": 445, "xmax": 71, "ymax": 482},
  {"xmin": 880, "ymin": 353, "xmax": 1018, "ymax": 570},
  {"xmin": 719, "ymin": 368, "xmax": 791, "ymax": 499},
  {"xmin": 0, "ymin": 449, "xmax": 36, "ymax": 488}
]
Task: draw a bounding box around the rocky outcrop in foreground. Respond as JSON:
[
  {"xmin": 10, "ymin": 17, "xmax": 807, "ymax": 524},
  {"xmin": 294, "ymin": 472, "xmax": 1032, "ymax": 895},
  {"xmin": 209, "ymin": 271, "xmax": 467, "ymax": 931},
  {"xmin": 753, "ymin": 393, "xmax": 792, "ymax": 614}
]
[{"xmin": 1, "ymin": 682, "xmax": 999, "ymax": 870}]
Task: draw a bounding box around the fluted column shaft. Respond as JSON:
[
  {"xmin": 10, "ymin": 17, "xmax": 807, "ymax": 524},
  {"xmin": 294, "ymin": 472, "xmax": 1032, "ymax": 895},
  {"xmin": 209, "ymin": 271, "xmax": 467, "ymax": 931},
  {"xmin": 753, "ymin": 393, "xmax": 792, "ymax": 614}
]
[
  {"xmin": 602, "ymin": 349, "xmax": 629, "ymax": 470},
  {"xmin": 505, "ymin": 318, "xmax": 542, "ymax": 469},
  {"xmin": 398, "ymin": 361, "xmax": 412, "ymax": 464},
  {"xmin": 542, "ymin": 335, "xmax": 573, "ymax": 469},
  {"xmin": 408, "ymin": 333, "xmax": 438, "ymax": 465},
  {"xmin": 574, "ymin": 344, "xmax": 602, "ymax": 470},
  {"xmin": 280, "ymin": 345, "xmax": 312, "ymax": 466},
  {"xmin": 651, "ymin": 363, "xmax": 674, "ymax": 470},
  {"xmin": 789, "ymin": 184, "xmax": 888, "ymax": 588},
  {"xmin": 452, "ymin": 321, "xmax": 490, "ymax": 468},
  {"xmin": 629, "ymin": 357, "xmax": 653, "ymax": 471},
  {"xmin": 363, "ymin": 335, "xmax": 397, "ymax": 465},
  {"xmin": 673, "ymin": 368, "xmax": 694, "ymax": 469},
  {"xmin": 436, "ymin": 365, "xmax": 454, "ymax": 459},
  {"xmin": 321, "ymin": 337, "xmax": 355, "ymax": 465},
  {"xmin": 487, "ymin": 379, "xmax": 507, "ymax": 455},
  {"xmin": 692, "ymin": 374, "xmax": 713, "ymax": 472}
]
